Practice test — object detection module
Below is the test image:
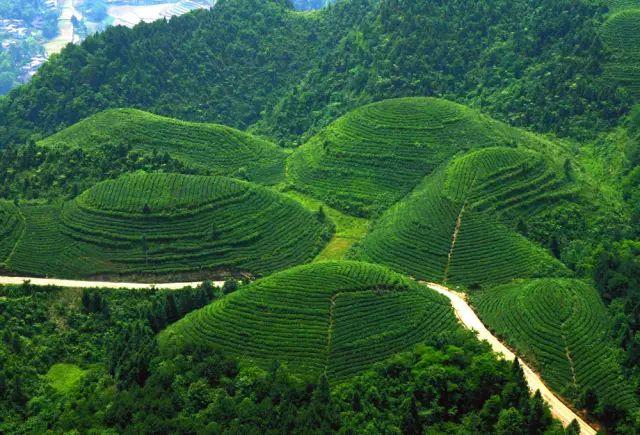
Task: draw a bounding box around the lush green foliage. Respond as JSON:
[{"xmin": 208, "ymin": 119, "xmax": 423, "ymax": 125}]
[
  {"xmin": 0, "ymin": 280, "xmax": 220, "ymax": 431},
  {"xmin": 161, "ymin": 261, "xmax": 458, "ymax": 380},
  {"xmin": 0, "ymin": 287, "xmax": 562, "ymax": 435},
  {"xmin": 288, "ymin": 97, "xmax": 547, "ymax": 216},
  {"xmin": 0, "ymin": 0, "xmax": 631, "ymax": 148},
  {"xmin": 354, "ymin": 145, "xmax": 572, "ymax": 286},
  {"xmin": 0, "ymin": 201, "xmax": 22, "ymax": 264},
  {"xmin": 472, "ymin": 279, "xmax": 636, "ymax": 414},
  {"xmin": 5, "ymin": 173, "xmax": 330, "ymax": 279},
  {"xmin": 602, "ymin": 8, "xmax": 640, "ymax": 97},
  {"xmin": 39, "ymin": 108, "xmax": 287, "ymax": 185}
]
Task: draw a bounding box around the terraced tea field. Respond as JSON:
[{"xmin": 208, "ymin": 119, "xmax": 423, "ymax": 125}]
[
  {"xmin": 39, "ymin": 109, "xmax": 287, "ymax": 184},
  {"xmin": 601, "ymin": 8, "xmax": 640, "ymax": 97},
  {"xmin": 354, "ymin": 147, "xmax": 572, "ymax": 286},
  {"xmin": 472, "ymin": 279, "xmax": 637, "ymax": 409},
  {"xmin": 5, "ymin": 173, "xmax": 330, "ymax": 279},
  {"xmin": 160, "ymin": 261, "xmax": 459, "ymax": 380},
  {"xmin": 0, "ymin": 201, "xmax": 24, "ymax": 265},
  {"xmin": 287, "ymin": 97, "xmax": 548, "ymax": 216}
]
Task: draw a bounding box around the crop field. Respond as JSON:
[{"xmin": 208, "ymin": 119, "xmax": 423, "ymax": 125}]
[
  {"xmin": 472, "ymin": 279, "xmax": 637, "ymax": 408},
  {"xmin": 39, "ymin": 108, "xmax": 288, "ymax": 184},
  {"xmin": 0, "ymin": 201, "xmax": 23, "ymax": 264},
  {"xmin": 287, "ymin": 97, "xmax": 546, "ymax": 216},
  {"xmin": 6, "ymin": 173, "xmax": 330, "ymax": 279},
  {"xmin": 602, "ymin": 8, "xmax": 640, "ymax": 97},
  {"xmin": 353, "ymin": 146, "xmax": 572, "ymax": 287},
  {"xmin": 160, "ymin": 261, "xmax": 459, "ymax": 380}
]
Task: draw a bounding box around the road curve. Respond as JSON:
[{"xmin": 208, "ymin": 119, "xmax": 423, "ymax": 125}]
[
  {"xmin": 425, "ymin": 282, "xmax": 596, "ymax": 435},
  {"xmin": 0, "ymin": 276, "xmax": 223, "ymax": 290}
]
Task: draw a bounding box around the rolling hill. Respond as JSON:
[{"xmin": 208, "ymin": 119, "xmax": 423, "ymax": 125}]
[
  {"xmin": 602, "ymin": 7, "xmax": 640, "ymax": 97},
  {"xmin": 0, "ymin": 201, "xmax": 23, "ymax": 265},
  {"xmin": 287, "ymin": 97, "xmax": 551, "ymax": 216},
  {"xmin": 353, "ymin": 146, "xmax": 574, "ymax": 287},
  {"xmin": 159, "ymin": 261, "xmax": 459, "ymax": 380},
  {"xmin": 471, "ymin": 278, "xmax": 637, "ymax": 410},
  {"xmin": 4, "ymin": 173, "xmax": 330, "ymax": 279},
  {"xmin": 39, "ymin": 109, "xmax": 288, "ymax": 185}
]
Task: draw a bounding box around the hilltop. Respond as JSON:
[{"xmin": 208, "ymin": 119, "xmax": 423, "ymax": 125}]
[
  {"xmin": 160, "ymin": 261, "xmax": 459, "ymax": 380},
  {"xmin": 0, "ymin": 0, "xmax": 630, "ymax": 148},
  {"xmin": 2, "ymin": 173, "xmax": 331, "ymax": 280},
  {"xmin": 288, "ymin": 97, "xmax": 552, "ymax": 216},
  {"xmin": 39, "ymin": 108, "xmax": 287, "ymax": 184}
]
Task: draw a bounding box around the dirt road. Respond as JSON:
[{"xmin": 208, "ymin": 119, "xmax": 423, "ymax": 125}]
[
  {"xmin": 0, "ymin": 276, "xmax": 223, "ymax": 290},
  {"xmin": 425, "ymin": 282, "xmax": 595, "ymax": 434}
]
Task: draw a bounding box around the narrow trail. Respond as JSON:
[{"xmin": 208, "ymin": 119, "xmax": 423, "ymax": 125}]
[
  {"xmin": 443, "ymin": 202, "xmax": 466, "ymax": 282},
  {"xmin": 324, "ymin": 293, "xmax": 339, "ymax": 374},
  {"xmin": 0, "ymin": 276, "xmax": 222, "ymax": 290},
  {"xmin": 424, "ymin": 281, "xmax": 596, "ymax": 435},
  {"xmin": 3, "ymin": 207, "xmax": 26, "ymax": 265}
]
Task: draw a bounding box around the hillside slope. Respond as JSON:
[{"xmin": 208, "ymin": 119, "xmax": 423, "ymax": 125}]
[
  {"xmin": 288, "ymin": 97, "xmax": 551, "ymax": 216},
  {"xmin": 0, "ymin": 0, "xmax": 628, "ymax": 148},
  {"xmin": 160, "ymin": 261, "xmax": 459, "ymax": 380},
  {"xmin": 4, "ymin": 173, "xmax": 330, "ymax": 279},
  {"xmin": 472, "ymin": 278, "xmax": 637, "ymax": 411},
  {"xmin": 39, "ymin": 108, "xmax": 287, "ymax": 184},
  {"xmin": 353, "ymin": 145, "xmax": 575, "ymax": 286}
]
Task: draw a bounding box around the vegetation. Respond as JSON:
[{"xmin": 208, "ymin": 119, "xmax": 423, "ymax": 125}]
[
  {"xmin": 288, "ymin": 97, "xmax": 548, "ymax": 216},
  {"xmin": 39, "ymin": 108, "xmax": 287, "ymax": 185},
  {"xmin": 601, "ymin": 7, "xmax": 640, "ymax": 97},
  {"xmin": 160, "ymin": 261, "xmax": 458, "ymax": 380},
  {"xmin": 0, "ymin": 282, "xmax": 562, "ymax": 433},
  {"xmin": 0, "ymin": 0, "xmax": 632, "ymax": 148},
  {"xmin": 353, "ymin": 144, "xmax": 573, "ymax": 286},
  {"xmin": 4, "ymin": 173, "xmax": 331, "ymax": 279},
  {"xmin": 472, "ymin": 279, "xmax": 637, "ymax": 426}
]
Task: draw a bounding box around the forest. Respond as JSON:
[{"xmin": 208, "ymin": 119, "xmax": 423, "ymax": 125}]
[{"xmin": 1, "ymin": 0, "xmax": 640, "ymax": 433}]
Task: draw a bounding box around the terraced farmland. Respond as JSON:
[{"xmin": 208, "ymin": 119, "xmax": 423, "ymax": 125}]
[
  {"xmin": 472, "ymin": 279, "xmax": 637, "ymax": 409},
  {"xmin": 287, "ymin": 97, "xmax": 548, "ymax": 216},
  {"xmin": 6, "ymin": 173, "xmax": 330, "ymax": 279},
  {"xmin": 354, "ymin": 147, "xmax": 571, "ymax": 286},
  {"xmin": 159, "ymin": 261, "xmax": 459, "ymax": 380},
  {"xmin": 601, "ymin": 8, "xmax": 640, "ymax": 97},
  {"xmin": 0, "ymin": 201, "xmax": 23, "ymax": 264},
  {"xmin": 39, "ymin": 108, "xmax": 287, "ymax": 184}
]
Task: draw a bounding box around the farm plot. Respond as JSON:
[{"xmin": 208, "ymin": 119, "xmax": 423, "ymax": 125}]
[
  {"xmin": 287, "ymin": 97, "xmax": 546, "ymax": 217},
  {"xmin": 353, "ymin": 146, "xmax": 572, "ymax": 287},
  {"xmin": 472, "ymin": 279, "xmax": 637, "ymax": 409},
  {"xmin": 39, "ymin": 108, "xmax": 287, "ymax": 184},
  {"xmin": 6, "ymin": 173, "xmax": 330, "ymax": 279},
  {"xmin": 159, "ymin": 261, "xmax": 459, "ymax": 381},
  {"xmin": 601, "ymin": 9, "xmax": 640, "ymax": 97}
]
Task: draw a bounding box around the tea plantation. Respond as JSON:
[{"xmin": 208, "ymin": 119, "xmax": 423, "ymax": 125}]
[
  {"xmin": 472, "ymin": 278, "xmax": 637, "ymax": 409},
  {"xmin": 159, "ymin": 261, "xmax": 460, "ymax": 380},
  {"xmin": 601, "ymin": 8, "xmax": 640, "ymax": 97},
  {"xmin": 39, "ymin": 109, "xmax": 287, "ymax": 185},
  {"xmin": 5, "ymin": 173, "xmax": 330, "ymax": 279},
  {"xmin": 354, "ymin": 146, "xmax": 572, "ymax": 286},
  {"xmin": 287, "ymin": 97, "xmax": 547, "ymax": 216},
  {"xmin": 0, "ymin": 201, "xmax": 23, "ymax": 264}
]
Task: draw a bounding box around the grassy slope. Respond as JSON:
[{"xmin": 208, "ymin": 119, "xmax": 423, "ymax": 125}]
[
  {"xmin": 39, "ymin": 108, "xmax": 288, "ymax": 185},
  {"xmin": 287, "ymin": 97, "xmax": 549, "ymax": 217},
  {"xmin": 159, "ymin": 261, "xmax": 459, "ymax": 381},
  {"xmin": 6, "ymin": 173, "xmax": 330, "ymax": 280},
  {"xmin": 472, "ymin": 278, "xmax": 637, "ymax": 410}
]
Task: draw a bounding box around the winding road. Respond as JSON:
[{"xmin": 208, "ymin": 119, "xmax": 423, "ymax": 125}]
[
  {"xmin": 425, "ymin": 282, "xmax": 596, "ymax": 435},
  {"xmin": 0, "ymin": 276, "xmax": 222, "ymax": 290},
  {"xmin": 0, "ymin": 274, "xmax": 596, "ymax": 433}
]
